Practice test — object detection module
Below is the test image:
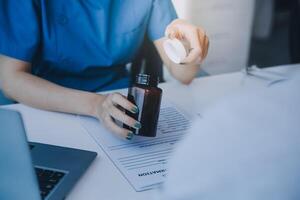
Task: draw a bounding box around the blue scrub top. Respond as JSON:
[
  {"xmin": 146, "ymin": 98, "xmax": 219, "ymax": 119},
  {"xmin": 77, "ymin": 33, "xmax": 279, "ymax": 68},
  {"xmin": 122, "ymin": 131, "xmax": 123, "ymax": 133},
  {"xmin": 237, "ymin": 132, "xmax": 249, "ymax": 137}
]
[{"xmin": 0, "ymin": 0, "xmax": 177, "ymax": 92}]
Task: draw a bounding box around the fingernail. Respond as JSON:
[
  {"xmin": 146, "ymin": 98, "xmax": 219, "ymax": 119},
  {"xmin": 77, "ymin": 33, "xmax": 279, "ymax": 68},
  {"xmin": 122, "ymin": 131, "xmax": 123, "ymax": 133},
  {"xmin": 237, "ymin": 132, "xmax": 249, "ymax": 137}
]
[
  {"xmin": 134, "ymin": 122, "xmax": 142, "ymax": 129},
  {"xmin": 131, "ymin": 106, "xmax": 139, "ymax": 114},
  {"xmin": 126, "ymin": 132, "xmax": 134, "ymax": 140}
]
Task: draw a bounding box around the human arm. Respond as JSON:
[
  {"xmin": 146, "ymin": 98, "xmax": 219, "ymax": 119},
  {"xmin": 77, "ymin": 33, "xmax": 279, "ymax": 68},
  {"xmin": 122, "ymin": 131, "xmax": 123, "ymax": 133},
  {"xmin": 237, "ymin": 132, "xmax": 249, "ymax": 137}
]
[
  {"xmin": 154, "ymin": 19, "xmax": 209, "ymax": 84},
  {"xmin": 0, "ymin": 55, "xmax": 139, "ymax": 140}
]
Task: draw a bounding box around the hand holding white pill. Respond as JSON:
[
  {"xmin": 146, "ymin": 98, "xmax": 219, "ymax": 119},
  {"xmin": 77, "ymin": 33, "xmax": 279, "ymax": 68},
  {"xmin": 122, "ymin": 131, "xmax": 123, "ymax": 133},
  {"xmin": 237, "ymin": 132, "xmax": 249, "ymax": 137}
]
[{"xmin": 164, "ymin": 19, "xmax": 209, "ymax": 65}]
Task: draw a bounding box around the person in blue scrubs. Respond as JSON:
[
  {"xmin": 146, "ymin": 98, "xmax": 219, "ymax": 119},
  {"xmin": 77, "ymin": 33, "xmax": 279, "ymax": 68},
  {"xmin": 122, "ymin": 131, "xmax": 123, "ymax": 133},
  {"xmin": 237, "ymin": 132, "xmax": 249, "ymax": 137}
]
[{"xmin": 0, "ymin": 0, "xmax": 209, "ymax": 140}]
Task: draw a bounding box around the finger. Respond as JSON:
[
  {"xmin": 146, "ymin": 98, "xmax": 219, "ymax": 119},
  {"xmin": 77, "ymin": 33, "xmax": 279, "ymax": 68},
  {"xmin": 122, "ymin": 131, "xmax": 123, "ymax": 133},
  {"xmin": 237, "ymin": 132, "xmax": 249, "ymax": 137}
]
[
  {"xmin": 200, "ymin": 35, "xmax": 209, "ymax": 61},
  {"xmin": 186, "ymin": 28, "xmax": 202, "ymax": 50},
  {"xmin": 202, "ymin": 35, "xmax": 210, "ymax": 60},
  {"xmin": 169, "ymin": 29, "xmax": 177, "ymax": 39},
  {"xmin": 182, "ymin": 29, "xmax": 202, "ymax": 64},
  {"xmin": 103, "ymin": 115, "xmax": 134, "ymax": 140},
  {"xmin": 165, "ymin": 25, "xmax": 184, "ymax": 40},
  {"xmin": 197, "ymin": 29, "xmax": 208, "ymax": 60},
  {"xmin": 181, "ymin": 47, "xmax": 201, "ymax": 64},
  {"xmin": 110, "ymin": 93, "xmax": 138, "ymax": 113},
  {"xmin": 109, "ymin": 106, "xmax": 141, "ymax": 129},
  {"xmin": 165, "ymin": 25, "xmax": 174, "ymax": 38}
]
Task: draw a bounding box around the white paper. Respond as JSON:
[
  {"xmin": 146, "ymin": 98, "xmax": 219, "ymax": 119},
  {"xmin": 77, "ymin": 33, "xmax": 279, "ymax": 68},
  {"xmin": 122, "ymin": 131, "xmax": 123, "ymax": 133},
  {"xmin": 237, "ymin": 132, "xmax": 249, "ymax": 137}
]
[{"xmin": 78, "ymin": 102, "xmax": 191, "ymax": 191}]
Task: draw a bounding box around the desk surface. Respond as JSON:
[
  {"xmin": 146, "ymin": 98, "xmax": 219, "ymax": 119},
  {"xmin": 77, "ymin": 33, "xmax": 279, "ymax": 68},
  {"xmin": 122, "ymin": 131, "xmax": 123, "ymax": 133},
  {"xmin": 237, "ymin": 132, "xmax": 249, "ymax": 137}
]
[{"xmin": 3, "ymin": 64, "xmax": 300, "ymax": 200}]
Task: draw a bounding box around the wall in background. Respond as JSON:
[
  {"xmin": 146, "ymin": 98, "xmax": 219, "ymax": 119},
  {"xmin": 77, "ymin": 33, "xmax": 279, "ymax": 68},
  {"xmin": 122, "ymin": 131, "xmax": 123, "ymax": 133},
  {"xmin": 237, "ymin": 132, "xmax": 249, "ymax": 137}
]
[{"xmin": 169, "ymin": 0, "xmax": 255, "ymax": 77}]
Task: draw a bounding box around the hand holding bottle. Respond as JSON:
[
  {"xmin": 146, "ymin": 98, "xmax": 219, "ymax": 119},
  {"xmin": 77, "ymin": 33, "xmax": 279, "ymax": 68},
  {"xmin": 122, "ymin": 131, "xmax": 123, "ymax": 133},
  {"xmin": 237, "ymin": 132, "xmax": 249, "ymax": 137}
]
[{"xmin": 93, "ymin": 93, "xmax": 141, "ymax": 140}]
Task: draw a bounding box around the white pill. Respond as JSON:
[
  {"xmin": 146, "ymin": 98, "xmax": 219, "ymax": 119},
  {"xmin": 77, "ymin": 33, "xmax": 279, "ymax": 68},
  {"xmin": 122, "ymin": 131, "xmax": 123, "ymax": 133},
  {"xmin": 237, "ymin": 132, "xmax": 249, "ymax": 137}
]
[{"xmin": 163, "ymin": 39, "xmax": 189, "ymax": 64}]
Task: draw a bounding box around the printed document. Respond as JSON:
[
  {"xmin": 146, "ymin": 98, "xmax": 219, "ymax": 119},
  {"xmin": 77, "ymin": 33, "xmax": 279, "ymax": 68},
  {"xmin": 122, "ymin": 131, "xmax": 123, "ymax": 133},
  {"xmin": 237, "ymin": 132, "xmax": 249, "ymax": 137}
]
[{"xmin": 78, "ymin": 102, "xmax": 190, "ymax": 191}]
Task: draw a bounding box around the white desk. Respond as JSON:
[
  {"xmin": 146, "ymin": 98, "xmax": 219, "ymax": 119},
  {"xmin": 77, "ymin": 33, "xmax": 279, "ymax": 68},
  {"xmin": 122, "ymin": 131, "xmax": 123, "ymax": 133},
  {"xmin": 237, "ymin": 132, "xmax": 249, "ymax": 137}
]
[{"xmin": 3, "ymin": 64, "xmax": 300, "ymax": 200}]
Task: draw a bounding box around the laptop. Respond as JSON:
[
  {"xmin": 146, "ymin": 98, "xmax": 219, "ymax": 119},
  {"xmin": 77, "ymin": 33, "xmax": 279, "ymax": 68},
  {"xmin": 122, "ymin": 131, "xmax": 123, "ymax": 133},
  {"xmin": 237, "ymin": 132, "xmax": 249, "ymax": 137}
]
[{"xmin": 0, "ymin": 109, "xmax": 97, "ymax": 200}]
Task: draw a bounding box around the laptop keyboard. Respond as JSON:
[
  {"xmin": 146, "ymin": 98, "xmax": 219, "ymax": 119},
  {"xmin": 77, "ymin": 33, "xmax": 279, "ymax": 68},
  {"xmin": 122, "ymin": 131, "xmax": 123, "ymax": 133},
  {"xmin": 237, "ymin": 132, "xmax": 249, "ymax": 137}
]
[{"xmin": 35, "ymin": 167, "xmax": 66, "ymax": 199}]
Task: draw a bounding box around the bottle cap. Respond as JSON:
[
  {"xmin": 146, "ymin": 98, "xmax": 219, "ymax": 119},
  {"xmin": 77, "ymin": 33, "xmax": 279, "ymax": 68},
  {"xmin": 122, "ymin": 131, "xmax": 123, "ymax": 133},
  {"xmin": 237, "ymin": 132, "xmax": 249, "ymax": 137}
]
[
  {"xmin": 163, "ymin": 38, "xmax": 189, "ymax": 64},
  {"xmin": 136, "ymin": 74, "xmax": 159, "ymax": 87}
]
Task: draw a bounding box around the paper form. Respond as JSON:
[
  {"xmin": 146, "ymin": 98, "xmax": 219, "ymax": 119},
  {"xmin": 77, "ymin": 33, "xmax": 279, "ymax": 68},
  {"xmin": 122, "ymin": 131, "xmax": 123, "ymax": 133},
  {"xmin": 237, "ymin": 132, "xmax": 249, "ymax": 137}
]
[{"xmin": 78, "ymin": 102, "xmax": 191, "ymax": 191}]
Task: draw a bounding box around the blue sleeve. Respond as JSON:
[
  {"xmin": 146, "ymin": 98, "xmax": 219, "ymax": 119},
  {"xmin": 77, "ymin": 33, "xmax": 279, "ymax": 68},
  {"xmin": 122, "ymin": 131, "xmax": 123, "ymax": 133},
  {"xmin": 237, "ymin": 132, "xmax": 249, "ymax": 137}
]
[
  {"xmin": 0, "ymin": 1, "xmax": 40, "ymax": 62},
  {"xmin": 147, "ymin": 0, "xmax": 178, "ymax": 41}
]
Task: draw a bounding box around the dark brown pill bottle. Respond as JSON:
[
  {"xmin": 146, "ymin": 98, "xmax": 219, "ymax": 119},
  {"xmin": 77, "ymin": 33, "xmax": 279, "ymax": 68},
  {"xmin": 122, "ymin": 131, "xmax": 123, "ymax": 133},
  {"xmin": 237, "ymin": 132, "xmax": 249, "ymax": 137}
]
[{"xmin": 124, "ymin": 74, "xmax": 162, "ymax": 137}]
